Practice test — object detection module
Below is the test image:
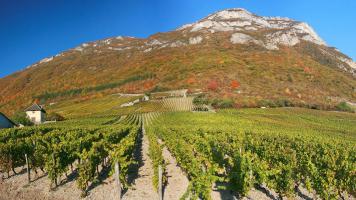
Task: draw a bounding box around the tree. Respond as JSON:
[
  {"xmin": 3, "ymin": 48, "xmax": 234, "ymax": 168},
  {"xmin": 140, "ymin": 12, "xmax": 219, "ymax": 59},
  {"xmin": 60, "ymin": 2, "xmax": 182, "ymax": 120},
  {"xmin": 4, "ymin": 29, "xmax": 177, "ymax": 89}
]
[
  {"xmin": 12, "ymin": 111, "xmax": 33, "ymax": 126},
  {"xmin": 230, "ymin": 80, "xmax": 240, "ymax": 90},
  {"xmin": 34, "ymin": 99, "xmax": 40, "ymax": 104},
  {"xmin": 304, "ymin": 67, "xmax": 312, "ymax": 74},
  {"xmin": 187, "ymin": 77, "xmax": 196, "ymax": 84},
  {"xmin": 143, "ymin": 80, "xmax": 155, "ymax": 90},
  {"xmin": 207, "ymin": 80, "xmax": 219, "ymax": 91},
  {"xmin": 336, "ymin": 102, "xmax": 354, "ymax": 113}
]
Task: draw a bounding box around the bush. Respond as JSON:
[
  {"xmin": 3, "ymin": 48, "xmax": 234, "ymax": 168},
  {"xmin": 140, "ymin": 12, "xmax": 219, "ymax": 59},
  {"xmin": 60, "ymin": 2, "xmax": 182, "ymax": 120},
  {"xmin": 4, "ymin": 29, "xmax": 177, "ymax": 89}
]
[
  {"xmin": 193, "ymin": 95, "xmax": 209, "ymax": 105},
  {"xmin": 211, "ymin": 99, "xmax": 234, "ymax": 109},
  {"xmin": 12, "ymin": 111, "xmax": 33, "ymax": 126},
  {"xmin": 309, "ymin": 104, "xmax": 323, "ymax": 110},
  {"xmin": 258, "ymin": 99, "xmax": 293, "ymax": 108},
  {"xmin": 275, "ymin": 99, "xmax": 293, "ymax": 107},
  {"xmin": 336, "ymin": 102, "xmax": 354, "ymax": 113},
  {"xmin": 193, "ymin": 105, "xmax": 209, "ymax": 112},
  {"xmin": 258, "ymin": 99, "xmax": 277, "ymax": 108},
  {"xmin": 150, "ymin": 86, "xmax": 170, "ymax": 93},
  {"xmin": 47, "ymin": 112, "xmax": 65, "ymax": 121}
]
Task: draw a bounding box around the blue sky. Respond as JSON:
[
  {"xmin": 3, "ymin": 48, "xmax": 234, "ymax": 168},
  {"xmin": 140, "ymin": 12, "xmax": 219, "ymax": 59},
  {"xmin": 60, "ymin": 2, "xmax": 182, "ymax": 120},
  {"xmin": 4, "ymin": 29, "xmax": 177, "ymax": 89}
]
[{"xmin": 0, "ymin": 0, "xmax": 355, "ymax": 78}]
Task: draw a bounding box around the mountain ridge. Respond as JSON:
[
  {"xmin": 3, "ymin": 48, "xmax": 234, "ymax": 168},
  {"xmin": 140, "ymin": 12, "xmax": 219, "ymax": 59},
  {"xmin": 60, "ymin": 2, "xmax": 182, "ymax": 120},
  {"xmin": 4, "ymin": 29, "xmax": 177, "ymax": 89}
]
[
  {"xmin": 21, "ymin": 8, "xmax": 356, "ymax": 76},
  {"xmin": 1, "ymin": 8, "xmax": 355, "ymax": 115}
]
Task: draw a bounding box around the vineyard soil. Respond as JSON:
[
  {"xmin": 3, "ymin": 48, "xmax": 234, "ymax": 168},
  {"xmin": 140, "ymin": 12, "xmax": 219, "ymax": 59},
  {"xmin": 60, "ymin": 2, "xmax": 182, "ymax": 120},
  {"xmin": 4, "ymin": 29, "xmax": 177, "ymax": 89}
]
[
  {"xmin": 122, "ymin": 134, "xmax": 158, "ymax": 200},
  {"xmin": 0, "ymin": 165, "xmax": 118, "ymax": 200},
  {"xmin": 162, "ymin": 146, "xmax": 189, "ymax": 200}
]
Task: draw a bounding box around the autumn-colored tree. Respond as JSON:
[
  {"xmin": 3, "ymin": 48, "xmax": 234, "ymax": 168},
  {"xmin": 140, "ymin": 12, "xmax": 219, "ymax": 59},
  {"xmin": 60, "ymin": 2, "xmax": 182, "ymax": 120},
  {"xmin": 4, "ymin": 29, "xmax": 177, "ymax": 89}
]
[
  {"xmin": 187, "ymin": 77, "xmax": 196, "ymax": 84},
  {"xmin": 207, "ymin": 80, "xmax": 219, "ymax": 91},
  {"xmin": 304, "ymin": 67, "xmax": 311, "ymax": 74},
  {"xmin": 230, "ymin": 80, "xmax": 240, "ymax": 90},
  {"xmin": 143, "ymin": 80, "xmax": 154, "ymax": 90},
  {"xmin": 34, "ymin": 98, "xmax": 40, "ymax": 104},
  {"xmin": 126, "ymin": 84, "xmax": 136, "ymax": 93}
]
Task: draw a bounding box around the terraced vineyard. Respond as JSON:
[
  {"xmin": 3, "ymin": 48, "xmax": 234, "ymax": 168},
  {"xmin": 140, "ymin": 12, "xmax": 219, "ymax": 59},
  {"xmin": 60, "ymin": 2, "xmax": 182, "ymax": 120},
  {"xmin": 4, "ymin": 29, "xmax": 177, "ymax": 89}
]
[{"xmin": 158, "ymin": 97, "xmax": 195, "ymax": 112}]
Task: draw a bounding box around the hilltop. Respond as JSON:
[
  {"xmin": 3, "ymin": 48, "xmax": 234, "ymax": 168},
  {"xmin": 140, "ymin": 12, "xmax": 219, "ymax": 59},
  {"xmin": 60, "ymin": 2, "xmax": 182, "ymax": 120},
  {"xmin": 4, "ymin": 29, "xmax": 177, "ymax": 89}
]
[{"xmin": 1, "ymin": 8, "xmax": 355, "ymax": 115}]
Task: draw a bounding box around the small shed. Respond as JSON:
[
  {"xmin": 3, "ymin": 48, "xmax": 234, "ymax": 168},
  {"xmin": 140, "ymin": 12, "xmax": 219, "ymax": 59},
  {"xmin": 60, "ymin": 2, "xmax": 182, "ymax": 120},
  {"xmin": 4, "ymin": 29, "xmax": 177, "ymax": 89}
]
[
  {"xmin": 25, "ymin": 104, "xmax": 46, "ymax": 124},
  {"xmin": 142, "ymin": 95, "xmax": 150, "ymax": 101},
  {"xmin": 0, "ymin": 112, "xmax": 17, "ymax": 129}
]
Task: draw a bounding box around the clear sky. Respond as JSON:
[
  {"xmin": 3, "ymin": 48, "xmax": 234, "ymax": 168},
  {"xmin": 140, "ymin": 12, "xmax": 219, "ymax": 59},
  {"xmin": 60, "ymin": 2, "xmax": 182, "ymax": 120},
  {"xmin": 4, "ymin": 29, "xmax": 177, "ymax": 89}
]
[{"xmin": 0, "ymin": 0, "xmax": 355, "ymax": 78}]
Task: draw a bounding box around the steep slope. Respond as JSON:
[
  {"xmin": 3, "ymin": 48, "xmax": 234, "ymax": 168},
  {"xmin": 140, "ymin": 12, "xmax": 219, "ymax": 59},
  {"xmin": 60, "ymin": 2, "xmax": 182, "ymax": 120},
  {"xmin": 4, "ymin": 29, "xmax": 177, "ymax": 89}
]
[{"xmin": 1, "ymin": 8, "xmax": 355, "ymax": 114}]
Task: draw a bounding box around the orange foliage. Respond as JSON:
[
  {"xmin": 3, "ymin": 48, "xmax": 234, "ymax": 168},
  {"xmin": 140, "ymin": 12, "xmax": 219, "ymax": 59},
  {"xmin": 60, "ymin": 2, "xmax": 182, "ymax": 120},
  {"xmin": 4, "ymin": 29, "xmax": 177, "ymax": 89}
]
[
  {"xmin": 207, "ymin": 80, "xmax": 219, "ymax": 91},
  {"xmin": 187, "ymin": 77, "xmax": 196, "ymax": 84},
  {"xmin": 143, "ymin": 80, "xmax": 155, "ymax": 90},
  {"xmin": 304, "ymin": 67, "xmax": 312, "ymax": 74},
  {"xmin": 230, "ymin": 80, "xmax": 240, "ymax": 90}
]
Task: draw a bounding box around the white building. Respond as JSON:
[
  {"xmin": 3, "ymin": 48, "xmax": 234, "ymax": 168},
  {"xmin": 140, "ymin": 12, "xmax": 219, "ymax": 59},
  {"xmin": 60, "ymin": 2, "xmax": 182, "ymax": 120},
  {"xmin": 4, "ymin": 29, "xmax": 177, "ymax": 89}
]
[
  {"xmin": 25, "ymin": 104, "xmax": 46, "ymax": 124},
  {"xmin": 171, "ymin": 89, "xmax": 188, "ymax": 98},
  {"xmin": 142, "ymin": 95, "xmax": 150, "ymax": 101},
  {"xmin": 0, "ymin": 112, "xmax": 16, "ymax": 129},
  {"xmin": 120, "ymin": 98, "xmax": 141, "ymax": 108}
]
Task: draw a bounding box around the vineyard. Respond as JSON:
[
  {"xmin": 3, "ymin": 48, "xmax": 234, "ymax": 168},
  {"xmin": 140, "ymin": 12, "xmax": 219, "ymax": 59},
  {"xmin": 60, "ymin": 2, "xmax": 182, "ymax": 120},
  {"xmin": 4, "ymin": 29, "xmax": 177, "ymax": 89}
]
[
  {"xmin": 1, "ymin": 97, "xmax": 356, "ymax": 200},
  {"xmin": 145, "ymin": 108, "xmax": 356, "ymax": 200},
  {"xmin": 0, "ymin": 114, "xmax": 142, "ymax": 199},
  {"xmin": 158, "ymin": 97, "xmax": 195, "ymax": 112}
]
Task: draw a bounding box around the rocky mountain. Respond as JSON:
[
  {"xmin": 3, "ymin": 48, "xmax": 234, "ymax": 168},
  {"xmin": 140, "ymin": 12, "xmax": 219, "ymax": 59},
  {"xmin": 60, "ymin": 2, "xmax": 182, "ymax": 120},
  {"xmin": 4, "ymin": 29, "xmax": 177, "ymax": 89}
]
[{"xmin": 1, "ymin": 8, "xmax": 355, "ymax": 114}]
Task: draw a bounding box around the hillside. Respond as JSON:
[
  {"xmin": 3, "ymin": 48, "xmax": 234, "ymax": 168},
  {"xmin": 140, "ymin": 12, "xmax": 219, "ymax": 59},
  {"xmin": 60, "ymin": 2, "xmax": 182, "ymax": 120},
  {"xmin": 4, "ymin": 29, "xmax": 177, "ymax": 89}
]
[{"xmin": 1, "ymin": 8, "xmax": 356, "ymax": 115}]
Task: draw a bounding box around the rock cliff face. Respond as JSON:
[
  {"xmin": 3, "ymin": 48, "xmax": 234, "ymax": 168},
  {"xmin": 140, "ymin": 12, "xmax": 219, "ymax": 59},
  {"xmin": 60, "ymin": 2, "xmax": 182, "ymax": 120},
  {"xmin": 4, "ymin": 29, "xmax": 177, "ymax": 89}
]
[
  {"xmin": 1, "ymin": 8, "xmax": 355, "ymax": 114},
  {"xmin": 176, "ymin": 8, "xmax": 354, "ymax": 75},
  {"xmin": 178, "ymin": 8, "xmax": 326, "ymax": 46}
]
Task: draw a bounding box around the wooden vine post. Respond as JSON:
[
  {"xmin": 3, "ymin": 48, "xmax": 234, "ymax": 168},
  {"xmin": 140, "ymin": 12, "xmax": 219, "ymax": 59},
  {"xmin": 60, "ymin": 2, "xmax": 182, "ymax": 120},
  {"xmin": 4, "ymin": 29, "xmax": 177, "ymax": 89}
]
[
  {"xmin": 115, "ymin": 162, "xmax": 121, "ymax": 200},
  {"xmin": 159, "ymin": 165, "xmax": 163, "ymax": 200},
  {"xmin": 25, "ymin": 153, "xmax": 30, "ymax": 183},
  {"xmin": 52, "ymin": 153, "xmax": 58, "ymax": 187}
]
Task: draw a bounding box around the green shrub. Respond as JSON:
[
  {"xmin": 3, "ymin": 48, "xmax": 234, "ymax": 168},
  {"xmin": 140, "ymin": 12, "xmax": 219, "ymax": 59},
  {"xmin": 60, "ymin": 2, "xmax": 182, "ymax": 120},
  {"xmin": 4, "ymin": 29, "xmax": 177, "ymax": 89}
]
[
  {"xmin": 258, "ymin": 99, "xmax": 293, "ymax": 108},
  {"xmin": 275, "ymin": 99, "xmax": 293, "ymax": 107},
  {"xmin": 211, "ymin": 98, "xmax": 234, "ymax": 109},
  {"xmin": 193, "ymin": 106, "xmax": 209, "ymax": 112},
  {"xmin": 150, "ymin": 86, "xmax": 170, "ymax": 93},
  {"xmin": 193, "ymin": 95, "xmax": 209, "ymax": 105},
  {"xmin": 307, "ymin": 104, "xmax": 321, "ymax": 110},
  {"xmin": 258, "ymin": 99, "xmax": 277, "ymax": 108},
  {"xmin": 336, "ymin": 102, "xmax": 354, "ymax": 113}
]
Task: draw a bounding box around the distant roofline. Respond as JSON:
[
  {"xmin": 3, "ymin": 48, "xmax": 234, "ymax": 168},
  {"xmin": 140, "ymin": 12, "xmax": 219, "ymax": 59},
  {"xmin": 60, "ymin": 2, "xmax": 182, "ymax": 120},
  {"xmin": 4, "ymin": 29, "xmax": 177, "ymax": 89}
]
[
  {"xmin": 0, "ymin": 112, "xmax": 17, "ymax": 126},
  {"xmin": 24, "ymin": 103, "xmax": 46, "ymax": 113}
]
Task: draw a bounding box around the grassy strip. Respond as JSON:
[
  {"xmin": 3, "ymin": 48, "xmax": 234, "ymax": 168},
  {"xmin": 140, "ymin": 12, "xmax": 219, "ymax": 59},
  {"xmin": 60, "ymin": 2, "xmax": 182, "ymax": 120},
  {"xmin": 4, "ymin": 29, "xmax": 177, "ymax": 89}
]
[{"xmin": 35, "ymin": 73, "xmax": 155, "ymax": 101}]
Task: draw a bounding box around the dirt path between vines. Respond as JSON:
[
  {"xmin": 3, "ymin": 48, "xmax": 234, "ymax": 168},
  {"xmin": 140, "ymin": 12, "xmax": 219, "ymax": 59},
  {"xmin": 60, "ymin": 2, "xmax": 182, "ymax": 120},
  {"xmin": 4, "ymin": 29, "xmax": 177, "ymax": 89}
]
[
  {"xmin": 162, "ymin": 146, "xmax": 189, "ymax": 200},
  {"xmin": 0, "ymin": 164, "xmax": 118, "ymax": 200},
  {"xmin": 211, "ymin": 182, "xmax": 327, "ymax": 200},
  {"xmin": 122, "ymin": 133, "xmax": 158, "ymax": 200}
]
